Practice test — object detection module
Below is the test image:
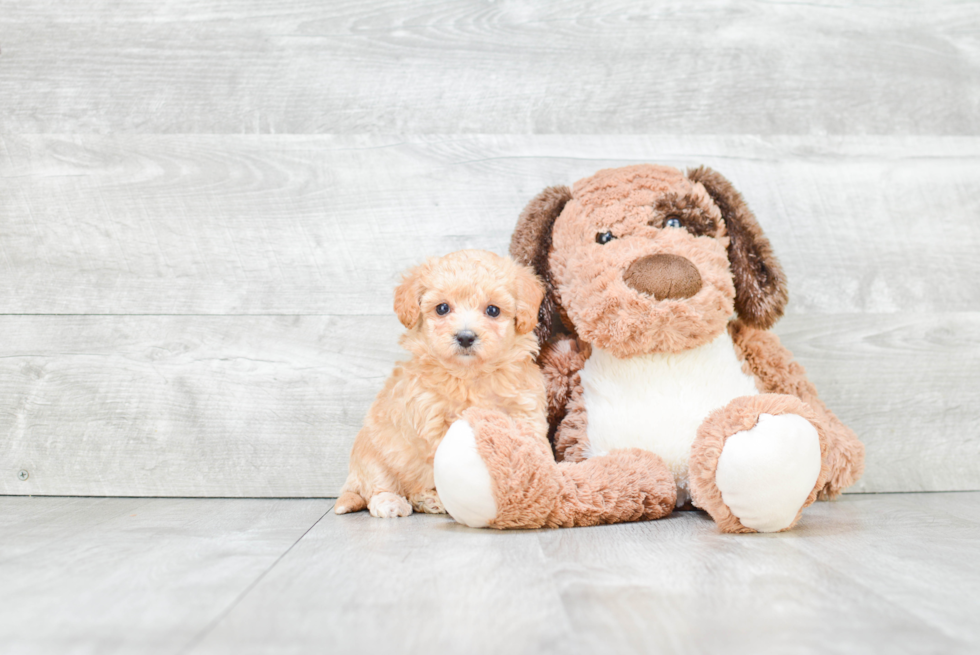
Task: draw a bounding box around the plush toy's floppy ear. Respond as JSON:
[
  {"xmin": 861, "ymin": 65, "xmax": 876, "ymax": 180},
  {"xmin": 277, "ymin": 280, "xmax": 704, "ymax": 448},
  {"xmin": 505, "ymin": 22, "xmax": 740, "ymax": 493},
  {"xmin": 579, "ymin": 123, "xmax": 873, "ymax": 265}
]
[
  {"xmin": 513, "ymin": 264, "xmax": 546, "ymax": 335},
  {"xmin": 393, "ymin": 264, "xmax": 424, "ymax": 328},
  {"xmin": 509, "ymin": 185, "xmax": 573, "ymax": 343},
  {"xmin": 686, "ymin": 166, "xmax": 788, "ymax": 329}
]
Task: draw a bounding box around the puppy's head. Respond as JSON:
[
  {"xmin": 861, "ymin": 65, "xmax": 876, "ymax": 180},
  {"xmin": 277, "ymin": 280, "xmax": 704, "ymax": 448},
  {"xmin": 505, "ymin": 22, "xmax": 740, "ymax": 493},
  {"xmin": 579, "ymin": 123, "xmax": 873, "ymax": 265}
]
[
  {"xmin": 511, "ymin": 165, "xmax": 787, "ymax": 357},
  {"xmin": 395, "ymin": 250, "xmax": 544, "ymax": 371}
]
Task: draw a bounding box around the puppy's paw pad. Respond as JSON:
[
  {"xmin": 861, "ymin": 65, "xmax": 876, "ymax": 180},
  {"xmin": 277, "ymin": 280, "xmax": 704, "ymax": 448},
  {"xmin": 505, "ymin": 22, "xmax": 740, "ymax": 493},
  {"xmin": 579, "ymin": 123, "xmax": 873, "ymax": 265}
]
[{"xmin": 368, "ymin": 492, "xmax": 413, "ymax": 518}]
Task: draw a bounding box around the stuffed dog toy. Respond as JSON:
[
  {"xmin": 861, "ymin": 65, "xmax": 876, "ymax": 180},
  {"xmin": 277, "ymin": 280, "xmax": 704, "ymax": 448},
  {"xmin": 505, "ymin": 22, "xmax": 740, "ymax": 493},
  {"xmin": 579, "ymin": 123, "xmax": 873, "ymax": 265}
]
[{"xmin": 434, "ymin": 164, "xmax": 865, "ymax": 533}]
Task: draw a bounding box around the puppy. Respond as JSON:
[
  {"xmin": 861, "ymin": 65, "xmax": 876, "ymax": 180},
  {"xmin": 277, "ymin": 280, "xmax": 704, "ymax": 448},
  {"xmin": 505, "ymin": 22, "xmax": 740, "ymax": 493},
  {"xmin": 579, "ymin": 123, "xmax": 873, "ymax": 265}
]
[{"xmin": 334, "ymin": 249, "xmax": 548, "ymax": 518}]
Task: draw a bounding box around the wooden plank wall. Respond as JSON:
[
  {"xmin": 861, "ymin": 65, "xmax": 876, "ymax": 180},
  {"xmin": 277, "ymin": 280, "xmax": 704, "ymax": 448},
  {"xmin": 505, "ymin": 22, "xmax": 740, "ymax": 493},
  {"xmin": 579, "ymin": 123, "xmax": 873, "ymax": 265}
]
[{"xmin": 1, "ymin": 2, "xmax": 978, "ymax": 496}]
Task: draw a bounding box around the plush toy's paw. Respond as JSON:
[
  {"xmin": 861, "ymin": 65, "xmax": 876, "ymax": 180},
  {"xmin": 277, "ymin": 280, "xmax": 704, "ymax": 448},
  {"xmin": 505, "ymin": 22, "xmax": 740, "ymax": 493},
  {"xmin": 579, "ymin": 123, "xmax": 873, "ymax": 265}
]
[
  {"xmin": 436, "ymin": 408, "xmax": 566, "ymax": 529},
  {"xmin": 409, "ymin": 489, "xmax": 447, "ymax": 514},
  {"xmin": 690, "ymin": 394, "xmax": 829, "ymax": 533},
  {"xmin": 433, "ymin": 419, "xmax": 498, "ymax": 528},
  {"xmin": 715, "ymin": 413, "xmax": 821, "ymax": 532},
  {"xmin": 367, "ymin": 492, "xmax": 413, "ymax": 518}
]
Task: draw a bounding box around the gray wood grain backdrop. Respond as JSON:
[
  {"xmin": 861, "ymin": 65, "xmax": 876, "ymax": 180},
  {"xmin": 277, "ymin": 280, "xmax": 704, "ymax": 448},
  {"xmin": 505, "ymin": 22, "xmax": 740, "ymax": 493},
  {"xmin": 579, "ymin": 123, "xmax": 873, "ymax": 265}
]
[
  {"xmin": 2, "ymin": 1, "xmax": 978, "ymax": 134},
  {"xmin": 1, "ymin": 1, "xmax": 978, "ymax": 497}
]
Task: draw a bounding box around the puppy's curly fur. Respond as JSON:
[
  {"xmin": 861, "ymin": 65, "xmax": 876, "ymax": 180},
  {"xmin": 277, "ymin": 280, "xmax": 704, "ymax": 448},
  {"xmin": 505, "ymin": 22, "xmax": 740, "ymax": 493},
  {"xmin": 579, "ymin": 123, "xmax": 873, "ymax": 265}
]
[{"xmin": 335, "ymin": 250, "xmax": 548, "ymax": 518}]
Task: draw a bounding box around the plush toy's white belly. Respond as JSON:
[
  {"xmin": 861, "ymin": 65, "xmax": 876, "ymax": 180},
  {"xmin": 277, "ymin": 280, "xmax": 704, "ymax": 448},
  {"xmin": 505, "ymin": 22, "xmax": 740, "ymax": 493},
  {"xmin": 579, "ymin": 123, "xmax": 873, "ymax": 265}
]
[{"xmin": 580, "ymin": 331, "xmax": 760, "ymax": 506}]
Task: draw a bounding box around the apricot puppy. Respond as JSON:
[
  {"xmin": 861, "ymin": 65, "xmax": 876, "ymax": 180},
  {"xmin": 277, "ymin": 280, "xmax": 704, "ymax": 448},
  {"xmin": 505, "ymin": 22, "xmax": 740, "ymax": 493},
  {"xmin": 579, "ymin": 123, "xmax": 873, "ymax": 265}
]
[{"xmin": 335, "ymin": 249, "xmax": 548, "ymax": 518}]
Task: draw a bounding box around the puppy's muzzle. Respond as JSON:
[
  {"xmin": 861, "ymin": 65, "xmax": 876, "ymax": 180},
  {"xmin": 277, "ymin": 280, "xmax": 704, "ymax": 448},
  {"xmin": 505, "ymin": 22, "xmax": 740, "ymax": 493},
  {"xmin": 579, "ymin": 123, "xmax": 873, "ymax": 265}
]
[
  {"xmin": 624, "ymin": 254, "xmax": 702, "ymax": 300},
  {"xmin": 454, "ymin": 330, "xmax": 478, "ymax": 349}
]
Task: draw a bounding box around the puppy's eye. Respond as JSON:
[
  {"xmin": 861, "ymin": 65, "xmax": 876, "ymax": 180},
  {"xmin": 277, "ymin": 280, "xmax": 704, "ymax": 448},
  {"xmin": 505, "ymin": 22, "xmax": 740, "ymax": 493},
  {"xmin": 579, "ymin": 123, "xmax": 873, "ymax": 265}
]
[
  {"xmin": 665, "ymin": 216, "xmax": 683, "ymax": 228},
  {"xmin": 596, "ymin": 231, "xmax": 616, "ymax": 245},
  {"xmin": 435, "ymin": 303, "xmax": 451, "ymax": 316},
  {"xmin": 485, "ymin": 305, "xmax": 500, "ymax": 318}
]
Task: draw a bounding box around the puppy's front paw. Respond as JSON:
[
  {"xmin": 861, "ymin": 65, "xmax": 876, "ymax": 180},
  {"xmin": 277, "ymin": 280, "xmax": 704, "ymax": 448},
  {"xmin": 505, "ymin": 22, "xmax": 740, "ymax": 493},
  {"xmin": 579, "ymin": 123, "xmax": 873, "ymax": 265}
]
[
  {"xmin": 410, "ymin": 490, "xmax": 447, "ymax": 514},
  {"xmin": 367, "ymin": 492, "xmax": 413, "ymax": 518}
]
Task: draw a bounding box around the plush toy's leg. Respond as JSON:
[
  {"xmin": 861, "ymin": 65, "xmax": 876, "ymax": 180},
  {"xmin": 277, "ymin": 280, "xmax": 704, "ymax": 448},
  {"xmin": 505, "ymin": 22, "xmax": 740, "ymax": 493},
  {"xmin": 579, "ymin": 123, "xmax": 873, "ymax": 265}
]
[
  {"xmin": 689, "ymin": 394, "xmax": 829, "ymax": 533},
  {"xmin": 819, "ymin": 421, "xmax": 865, "ymax": 500},
  {"xmin": 434, "ymin": 407, "xmax": 676, "ymax": 529}
]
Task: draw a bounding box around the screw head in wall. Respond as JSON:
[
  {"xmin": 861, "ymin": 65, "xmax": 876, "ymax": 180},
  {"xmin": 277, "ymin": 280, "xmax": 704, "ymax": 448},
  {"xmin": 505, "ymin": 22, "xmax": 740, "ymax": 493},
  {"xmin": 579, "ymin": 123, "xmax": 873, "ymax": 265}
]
[{"xmin": 17, "ymin": 470, "xmax": 29, "ymax": 481}]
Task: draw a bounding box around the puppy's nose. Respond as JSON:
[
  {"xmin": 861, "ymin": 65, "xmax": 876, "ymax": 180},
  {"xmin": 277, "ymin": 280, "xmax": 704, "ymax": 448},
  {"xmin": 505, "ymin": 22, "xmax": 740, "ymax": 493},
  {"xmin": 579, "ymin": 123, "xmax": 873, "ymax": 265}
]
[
  {"xmin": 624, "ymin": 254, "xmax": 702, "ymax": 300},
  {"xmin": 455, "ymin": 330, "xmax": 478, "ymax": 349}
]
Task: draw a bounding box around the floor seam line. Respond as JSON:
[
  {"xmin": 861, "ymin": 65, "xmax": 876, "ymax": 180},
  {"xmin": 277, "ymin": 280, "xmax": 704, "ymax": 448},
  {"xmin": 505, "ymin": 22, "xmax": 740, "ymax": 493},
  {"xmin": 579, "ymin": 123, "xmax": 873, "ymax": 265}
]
[{"xmin": 175, "ymin": 500, "xmax": 336, "ymax": 655}]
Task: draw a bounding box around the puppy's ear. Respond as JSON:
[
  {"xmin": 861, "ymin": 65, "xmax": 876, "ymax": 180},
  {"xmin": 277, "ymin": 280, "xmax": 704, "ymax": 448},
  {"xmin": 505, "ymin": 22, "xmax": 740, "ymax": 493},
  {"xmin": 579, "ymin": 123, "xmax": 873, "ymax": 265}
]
[
  {"xmin": 509, "ymin": 185, "xmax": 573, "ymax": 343},
  {"xmin": 687, "ymin": 166, "xmax": 788, "ymax": 329},
  {"xmin": 513, "ymin": 264, "xmax": 546, "ymax": 335},
  {"xmin": 393, "ymin": 264, "xmax": 424, "ymax": 328}
]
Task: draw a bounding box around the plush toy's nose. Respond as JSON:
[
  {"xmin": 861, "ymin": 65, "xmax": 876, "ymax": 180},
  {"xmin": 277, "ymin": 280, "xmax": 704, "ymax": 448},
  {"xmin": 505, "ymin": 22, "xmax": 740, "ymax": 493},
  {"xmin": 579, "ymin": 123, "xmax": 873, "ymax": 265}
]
[{"xmin": 624, "ymin": 254, "xmax": 702, "ymax": 300}]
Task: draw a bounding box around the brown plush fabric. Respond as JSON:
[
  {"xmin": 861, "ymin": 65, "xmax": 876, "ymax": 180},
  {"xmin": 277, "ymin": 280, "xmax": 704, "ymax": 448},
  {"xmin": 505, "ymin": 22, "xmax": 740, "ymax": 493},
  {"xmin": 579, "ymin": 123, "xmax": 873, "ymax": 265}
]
[
  {"xmin": 506, "ymin": 165, "xmax": 862, "ymax": 533},
  {"xmin": 623, "ymin": 253, "xmax": 703, "ymax": 300},
  {"xmin": 688, "ymin": 394, "xmax": 830, "ymax": 534},
  {"xmin": 547, "ymin": 165, "xmax": 738, "ymax": 357},
  {"xmin": 652, "ymin": 192, "xmax": 720, "ymax": 236},
  {"xmin": 510, "ymin": 185, "xmax": 574, "ymax": 345},
  {"xmin": 553, "ymin": 372, "xmax": 590, "ymax": 462},
  {"xmin": 462, "ymin": 407, "xmax": 676, "ymax": 529},
  {"xmin": 686, "ymin": 166, "xmax": 788, "ymax": 330},
  {"xmin": 728, "ymin": 320, "xmax": 865, "ymax": 499},
  {"xmin": 537, "ymin": 335, "xmax": 588, "ymax": 448}
]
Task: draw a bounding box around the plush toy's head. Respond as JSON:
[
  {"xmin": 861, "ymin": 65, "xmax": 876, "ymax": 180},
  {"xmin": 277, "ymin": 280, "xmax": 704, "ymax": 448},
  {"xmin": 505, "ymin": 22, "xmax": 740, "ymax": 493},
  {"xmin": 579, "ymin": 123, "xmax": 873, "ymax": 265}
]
[{"xmin": 511, "ymin": 165, "xmax": 787, "ymax": 357}]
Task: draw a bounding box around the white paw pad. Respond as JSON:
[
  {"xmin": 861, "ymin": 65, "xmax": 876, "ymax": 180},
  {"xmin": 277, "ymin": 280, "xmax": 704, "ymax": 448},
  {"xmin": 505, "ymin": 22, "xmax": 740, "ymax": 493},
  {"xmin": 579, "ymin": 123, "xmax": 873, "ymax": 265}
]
[
  {"xmin": 715, "ymin": 413, "xmax": 821, "ymax": 533},
  {"xmin": 368, "ymin": 492, "xmax": 413, "ymax": 518},
  {"xmin": 433, "ymin": 420, "xmax": 498, "ymax": 528}
]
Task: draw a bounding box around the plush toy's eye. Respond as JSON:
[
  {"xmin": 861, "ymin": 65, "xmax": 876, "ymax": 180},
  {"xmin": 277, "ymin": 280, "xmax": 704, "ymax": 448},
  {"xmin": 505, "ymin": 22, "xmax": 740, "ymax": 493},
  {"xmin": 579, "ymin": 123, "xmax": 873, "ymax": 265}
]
[
  {"xmin": 485, "ymin": 305, "xmax": 500, "ymax": 318},
  {"xmin": 665, "ymin": 216, "xmax": 683, "ymax": 228},
  {"xmin": 596, "ymin": 231, "xmax": 616, "ymax": 245},
  {"xmin": 435, "ymin": 303, "xmax": 451, "ymax": 316}
]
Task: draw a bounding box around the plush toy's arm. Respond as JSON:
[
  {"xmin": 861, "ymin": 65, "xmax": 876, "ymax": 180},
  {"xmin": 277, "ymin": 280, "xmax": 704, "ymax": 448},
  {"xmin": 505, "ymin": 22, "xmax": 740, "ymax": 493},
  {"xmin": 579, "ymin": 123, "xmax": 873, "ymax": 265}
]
[
  {"xmin": 435, "ymin": 407, "xmax": 676, "ymax": 529},
  {"xmin": 538, "ymin": 335, "xmax": 589, "ymax": 449},
  {"xmin": 729, "ymin": 320, "xmax": 865, "ymax": 499}
]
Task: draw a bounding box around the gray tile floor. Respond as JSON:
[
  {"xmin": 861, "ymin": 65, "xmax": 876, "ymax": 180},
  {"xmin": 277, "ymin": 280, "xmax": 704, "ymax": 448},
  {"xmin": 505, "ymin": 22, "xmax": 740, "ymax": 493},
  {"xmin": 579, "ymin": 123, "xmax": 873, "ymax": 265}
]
[{"xmin": 1, "ymin": 493, "xmax": 977, "ymax": 654}]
